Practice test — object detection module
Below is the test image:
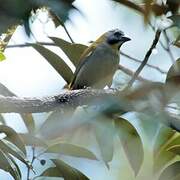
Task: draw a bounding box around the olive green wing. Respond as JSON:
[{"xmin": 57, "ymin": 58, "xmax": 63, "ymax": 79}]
[{"xmin": 69, "ymin": 44, "xmax": 97, "ymax": 89}]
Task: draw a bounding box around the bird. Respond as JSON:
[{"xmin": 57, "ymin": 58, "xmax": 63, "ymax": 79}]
[{"xmin": 69, "ymin": 29, "xmax": 131, "ymax": 90}]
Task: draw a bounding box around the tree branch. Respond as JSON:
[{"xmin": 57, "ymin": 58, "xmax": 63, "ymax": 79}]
[
  {"xmin": 0, "ymin": 82, "xmax": 166, "ymax": 114},
  {"xmin": 0, "ymin": 89, "xmax": 129, "ymax": 113},
  {"xmin": 126, "ymin": 29, "xmax": 161, "ymax": 88}
]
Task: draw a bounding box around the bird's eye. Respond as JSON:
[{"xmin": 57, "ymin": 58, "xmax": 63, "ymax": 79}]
[{"xmin": 114, "ymin": 31, "xmax": 123, "ymax": 38}]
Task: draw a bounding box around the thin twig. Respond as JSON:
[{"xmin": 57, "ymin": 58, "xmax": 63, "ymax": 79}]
[
  {"xmin": 120, "ymin": 51, "xmax": 167, "ymax": 74},
  {"xmin": 62, "ymin": 23, "xmax": 74, "ymax": 43},
  {"xmin": 6, "ymin": 41, "xmax": 167, "ymax": 75},
  {"xmin": 163, "ymin": 30, "xmax": 176, "ymax": 63},
  {"xmin": 126, "ymin": 29, "xmax": 161, "ymax": 88},
  {"xmin": 148, "ymin": 22, "xmax": 167, "ymax": 49},
  {"xmin": 118, "ymin": 64, "xmax": 150, "ymax": 82},
  {"xmin": 49, "ymin": 10, "xmax": 74, "ymax": 43},
  {"xmin": 6, "ymin": 42, "xmax": 56, "ymax": 48},
  {"xmin": 27, "ymin": 146, "xmax": 36, "ymax": 180},
  {"xmin": 149, "ymin": 22, "xmax": 175, "ymax": 63}
]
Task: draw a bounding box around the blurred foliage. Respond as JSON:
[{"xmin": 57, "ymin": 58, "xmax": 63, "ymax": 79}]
[
  {"xmin": 0, "ymin": 0, "xmax": 179, "ymax": 180},
  {"xmin": 112, "ymin": 0, "xmax": 179, "ymax": 23},
  {"xmin": 115, "ymin": 117, "xmax": 143, "ymax": 176},
  {"xmin": 40, "ymin": 159, "xmax": 89, "ymax": 180},
  {"xmin": 159, "ymin": 161, "xmax": 180, "ymax": 180},
  {"xmin": 0, "ymin": 0, "xmax": 76, "ymax": 36},
  {"xmin": 0, "ymin": 52, "xmax": 5, "ymax": 61},
  {"xmin": 0, "ymin": 125, "xmax": 31, "ymax": 180}
]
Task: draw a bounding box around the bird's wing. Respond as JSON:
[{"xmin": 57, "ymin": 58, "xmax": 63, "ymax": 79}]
[{"xmin": 69, "ymin": 44, "xmax": 97, "ymax": 89}]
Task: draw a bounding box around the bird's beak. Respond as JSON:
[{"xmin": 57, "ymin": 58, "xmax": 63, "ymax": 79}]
[{"xmin": 121, "ymin": 36, "xmax": 131, "ymax": 42}]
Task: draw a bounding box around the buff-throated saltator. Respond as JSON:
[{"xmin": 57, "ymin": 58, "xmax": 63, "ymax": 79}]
[{"xmin": 70, "ymin": 29, "xmax": 131, "ymax": 89}]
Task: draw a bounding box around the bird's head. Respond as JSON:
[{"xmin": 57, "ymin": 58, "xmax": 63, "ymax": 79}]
[{"xmin": 96, "ymin": 29, "xmax": 131, "ymax": 50}]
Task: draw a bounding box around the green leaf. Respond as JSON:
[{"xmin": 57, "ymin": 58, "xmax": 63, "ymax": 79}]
[
  {"xmin": 0, "ymin": 139, "xmax": 30, "ymax": 168},
  {"xmin": 0, "ymin": 114, "xmax": 6, "ymax": 125},
  {"xmin": 0, "ymin": 82, "xmax": 15, "ymax": 96},
  {"xmin": 0, "ymin": 125, "xmax": 26, "ymax": 155},
  {"xmin": 168, "ymin": 15, "xmax": 180, "ymax": 28},
  {"xmin": 0, "ymin": 149, "xmax": 21, "ymax": 180},
  {"xmin": 154, "ymin": 126, "xmax": 176, "ymax": 156},
  {"xmin": 32, "ymin": 44, "xmax": 73, "ymax": 84},
  {"xmin": 0, "ymin": 83, "xmax": 35, "ymax": 133},
  {"xmin": 94, "ymin": 116, "xmax": 115, "ymax": 167},
  {"xmin": 173, "ymin": 35, "xmax": 180, "ymax": 48},
  {"xmin": 153, "ymin": 126, "xmax": 177, "ymax": 173},
  {"xmin": 115, "ymin": 117, "xmax": 143, "ymax": 176},
  {"xmin": 45, "ymin": 143, "xmax": 97, "ymax": 160},
  {"xmin": 19, "ymin": 133, "xmax": 47, "ymax": 147},
  {"xmin": 138, "ymin": 113, "xmax": 160, "ymax": 142},
  {"xmin": 159, "ymin": 161, "xmax": 180, "ymax": 180},
  {"xmin": 8, "ymin": 155, "xmax": 22, "ymax": 180},
  {"xmin": 166, "ymin": 58, "xmax": 180, "ymax": 85},
  {"xmin": 39, "ymin": 167, "xmax": 63, "ymax": 177},
  {"xmin": 39, "ymin": 110, "xmax": 74, "ymax": 139},
  {"xmin": 167, "ymin": 145, "xmax": 180, "ymax": 155},
  {"xmin": 20, "ymin": 113, "xmax": 35, "ymax": 133},
  {"xmin": 0, "ymin": 52, "xmax": 5, "ymax": 61},
  {"xmin": 50, "ymin": 37, "xmax": 87, "ymax": 66},
  {"xmin": 165, "ymin": 134, "xmax": 180, "ymax": 156},
  {"xmin": 52, "ymin": 159, "xmax": 89, "ymax": 180}
]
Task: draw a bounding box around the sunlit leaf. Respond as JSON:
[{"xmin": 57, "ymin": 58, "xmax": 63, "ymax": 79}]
[
  {"xmin": 50, "ymin": 37, "xmax": 87, "ymax": 66},
  {"xmin": 153, "ymin": 126, "xmax": 177, "ymax": 173},
  {"xmin": 0, "ymin": 52, "xmax": 6, "ymax": 61},
  {"xmin": 1, "ymin": 26, "xmax": 16, "ymax": 51},
  {"xmin": 45, "ymin": 143, "xmax": 97, "ymax": 160},
  {"xmin": 167, "ymin": 145, "xmax": 180, "ymax": 155},
  {"xmin": 8, "ymin": 155, "xmax": 22, "ymax": 180},
  {"xmin": 159, "ymin": 161, "xmax": 180, "ymax": 180},
  {"xmin": 115, "ymin": 117, "xmax": 143, "ymax": 176},
  {"xmin": 0, "ymin": 125, "xmax": 26, "ymax": 155},
  {"xmin": 0, "ymin": 149, "xmax": 21, "ymax": 180},
  {"xmin": 52, "ymin": 159, "xmax": 89, "ymax": 180},
  {"xmin": 0, "ymin": 139, "xmax": 30, "ymax": 168},
  {"xmin": 154, "ymin": 126, "xmax": 176, "ymax": 156},
  {"xmin": 166, "ymin": 134, "xmax": 180, "ymax": 154},
  {"xmin": 32, "ymin": 44, "xmax": 73, "ymax": 84}
]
